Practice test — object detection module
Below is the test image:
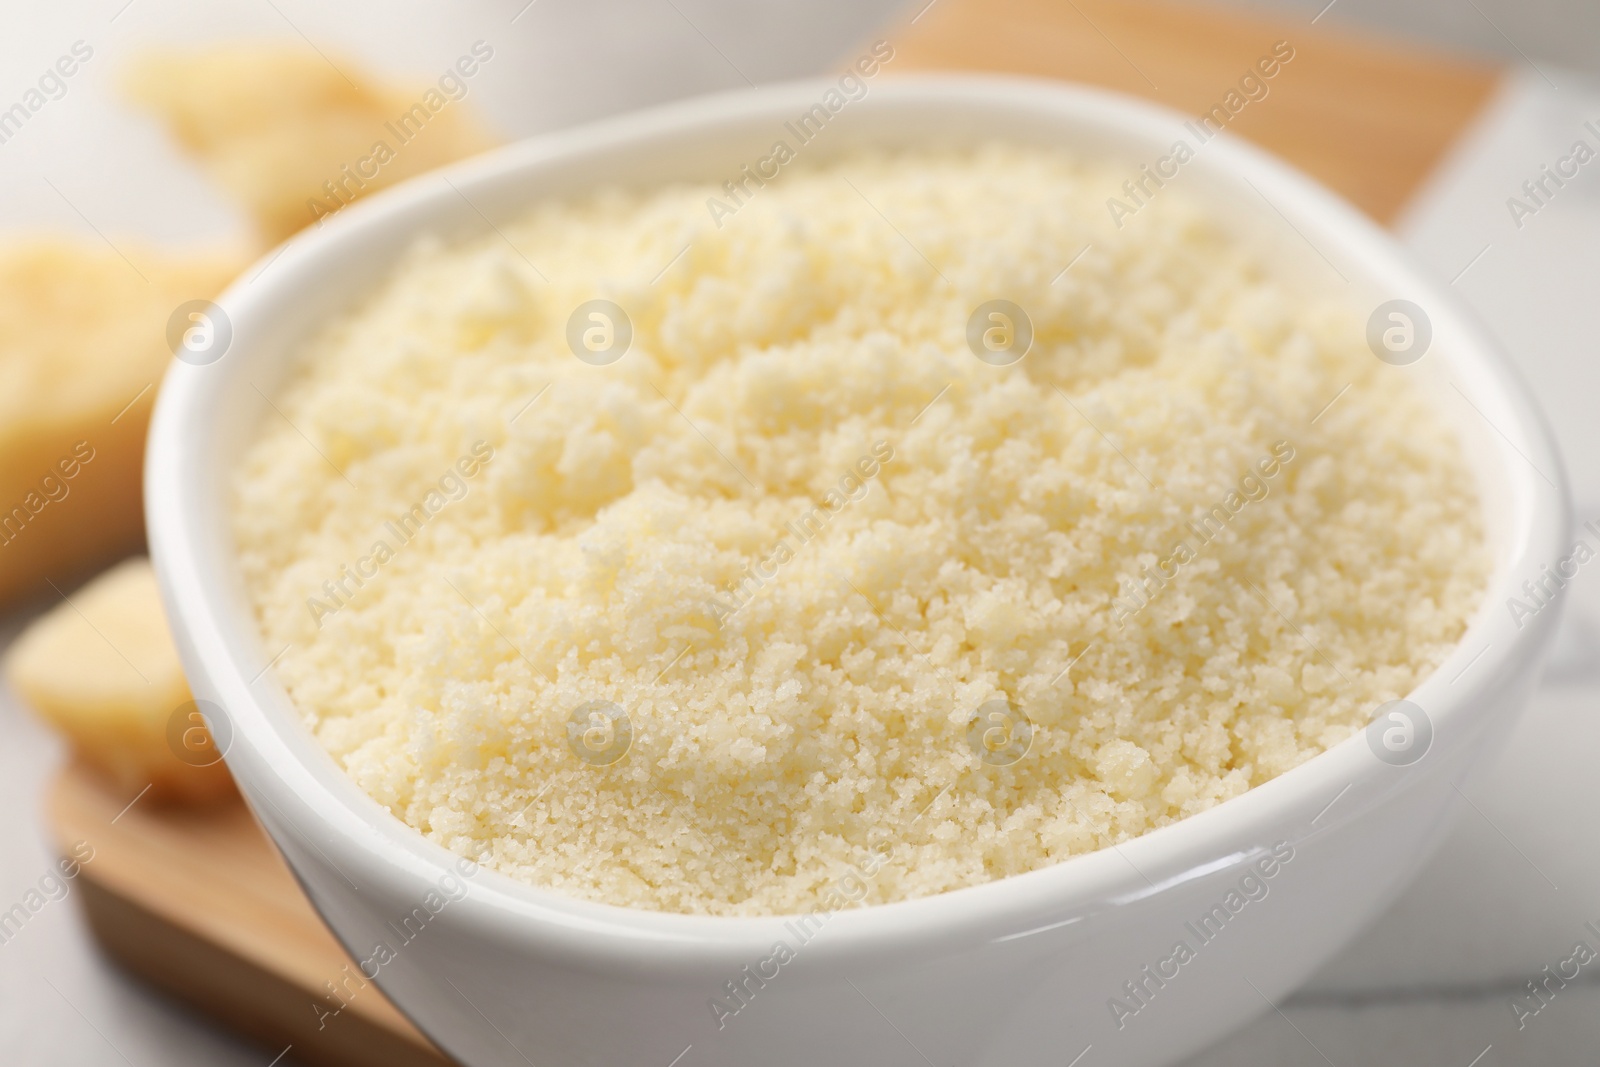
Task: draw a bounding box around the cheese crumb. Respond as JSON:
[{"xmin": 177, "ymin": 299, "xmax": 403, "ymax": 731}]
[{"xmin": 232, "ymin": 147, "xmax": 1486, "ymax": 915}]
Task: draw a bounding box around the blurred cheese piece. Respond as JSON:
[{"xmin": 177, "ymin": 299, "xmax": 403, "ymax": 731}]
[
  {"xmin": 0, "ymin": 242, "xmax": 239, "ymax": 607},
  {"xmin": 5, "ymin": 557, "xmax": 232, "ymax": 804},
  {"xmin": 124, "ymin": 46, "xmax": 498, "ymax": 243}
]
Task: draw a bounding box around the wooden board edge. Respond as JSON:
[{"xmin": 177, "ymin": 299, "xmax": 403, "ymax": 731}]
[
  {"xmin": 876, "ymin": 0, "xmax": 1504, "ymax": 225},
  {"xmin": 76, "ymin": 872, "xmax": 457, "ymax": 1067}
]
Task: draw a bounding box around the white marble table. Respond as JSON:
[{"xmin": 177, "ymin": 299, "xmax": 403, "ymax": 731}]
[{"xmin": 2, "ymin": 2, "xmax": 1598, "ymax": 1064}]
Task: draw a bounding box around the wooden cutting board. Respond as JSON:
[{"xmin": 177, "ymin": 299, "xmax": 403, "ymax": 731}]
[
  {"xmin": 43, "ymin": 3, "xmax": 1500, "ymax": 1065},
  {"xmin": 50, "ymin": 762, "xmax": 453, "ymax": 1067},
  {"xmin": 887, "ymin": 0, "xmax": 1497, "ymax": 225}
]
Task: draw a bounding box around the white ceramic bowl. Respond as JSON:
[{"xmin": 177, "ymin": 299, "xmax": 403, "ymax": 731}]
[{"xmin": 146, "ymin": 76, "xmax": 1568, "ymax": 1067}]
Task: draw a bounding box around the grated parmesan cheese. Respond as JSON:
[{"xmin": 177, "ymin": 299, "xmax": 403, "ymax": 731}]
[{"xmin": 232, "ymin": 146, "xmax": 1486, "ymax": 915}]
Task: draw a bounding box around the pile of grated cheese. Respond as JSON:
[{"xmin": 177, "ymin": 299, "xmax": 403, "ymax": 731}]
[{"xmin": 232, "ymin": 146, "xmax": 1486, "ymax": 916}]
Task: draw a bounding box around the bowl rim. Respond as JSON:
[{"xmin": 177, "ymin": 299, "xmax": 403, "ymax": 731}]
[{"xmin": 146, "ymin": 72, "xmax": 1570, "ymax": 969}]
